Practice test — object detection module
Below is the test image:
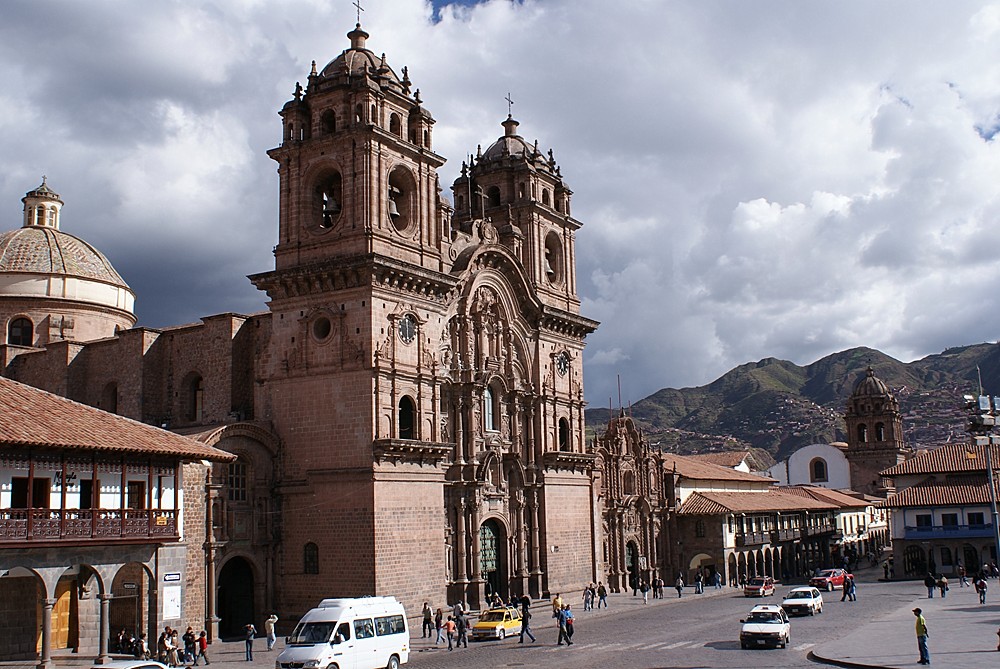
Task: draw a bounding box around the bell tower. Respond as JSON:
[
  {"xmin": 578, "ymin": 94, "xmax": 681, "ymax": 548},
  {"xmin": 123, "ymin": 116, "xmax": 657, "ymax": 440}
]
[
  {"xmin": 267, "ymin": 23, "xmax": 447, "ymax": 272},
  {"xmin": 844, "ymin": 366, "xmax": 911, "ymax": 496}
]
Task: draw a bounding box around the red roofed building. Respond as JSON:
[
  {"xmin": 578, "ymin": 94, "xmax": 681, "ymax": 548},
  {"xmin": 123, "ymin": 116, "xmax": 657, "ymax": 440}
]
[
  {"xmin": 0, "ymin": 376, "xmax": 233, "ymax": 666},
  {"xmin": 882, "ymin": 443, "xmax": 1000, "ymax": 578}
]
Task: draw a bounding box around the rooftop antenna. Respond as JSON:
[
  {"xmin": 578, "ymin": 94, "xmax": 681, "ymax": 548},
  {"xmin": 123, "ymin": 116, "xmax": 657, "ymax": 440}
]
[
  {"xmin": 353, "ymin": 0, "xmax": 365, "ymax": 24},
  {"xmin": 505, "ymin": 91, "xmax": 514, "ymax": 117}
]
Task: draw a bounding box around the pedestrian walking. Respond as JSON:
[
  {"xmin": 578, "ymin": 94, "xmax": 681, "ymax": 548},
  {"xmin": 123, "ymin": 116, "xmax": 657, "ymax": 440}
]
[
  {"xmin": 924, "ymin": 572, "xmax": 936, "ymax": 598},
  {"xmin": 695, "ymin": 571, "xmax": 704, "ymax": 594},
  {"xmin": 958, "ymin": 564, "xmax": 968, "ymax": 587},
  {"xmin": 841, "ymin": 575, "xmax": 850, "ymax": 602},
  {"xmin": 556, "ymin": 607, "xmax": 573, "ymax": 646},
  {"xmin": 444, "ymin": 616, "xmax": 456, "ymax": 650},
  {"xmin": 265, "ymin": 614, "xmax": 278, "ymax": 651},
  {"xmin": 937, "ymin": 575, "xmax": 948, "ymax": 598},
  {"xmin": 640, "ymin": 580, "xmax": 649, "ymax": 604},
  {"xmin": 913, "ymin": 607, "xmax": 930, "ymax": 665},
  {"xmin": 564, "ymin": 605, "xmax": 575, "ymax": 643},
  {"xmin": 434, "ymin": 608, "xmax": 444, "ymax": 645},
  {"xmin": 455, "ymin": 614, "xmax": 468, "ymax": 649},
  {"xmin": 582, "ymin": 585, "xmax": 593, "ymax": 611},
  {"xmin": 675, "ymin": 575, "xmax": 685, "ymax": 598},
  {"xmin": 714, "ymin": 571, "xmax": 723, "ymax": 589},
  {"xmin": 244, "ymin": 623, "xmax": 257, "ymax": 662},
  {"xmin": 848, "ymin": 576, "xmax": 857, "ymax": 601},
  {"xmin": 551, "ymin": 593, "xmax": 563, "ymax": 616},
  {"xmin": 518, "ymin": 606, "xmax": 536, "ymax": 643},
  {"xmin": 421, "ymin": 603, "xmax": 433, "ymax": 638},
  {"xmin": 597, "ymin": 582, "xmax": 608, "ymax": 609},
  {"xmin": 182, "ymin": 627, "xmax": 197, "ymax": 663},
  {"xmin": 193, "ymin": 631, "xmax": 210, "ymax": 666},
  {"xmin": 883, "ymin": 560, "xmax": 890, "ymax": 580},
  {"xmin": 168, "ymin": 630, "xmax": 181, "ymax": 667},
  {"xmin": 976, "ymin": 577, "xmax": 988, "ymax": 604}
]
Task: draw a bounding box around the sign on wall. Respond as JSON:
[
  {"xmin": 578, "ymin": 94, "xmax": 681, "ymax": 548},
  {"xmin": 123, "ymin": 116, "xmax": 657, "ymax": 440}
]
[{"xmin": 162, "ymin": 585, "xmax": 182, "ymax": 620}]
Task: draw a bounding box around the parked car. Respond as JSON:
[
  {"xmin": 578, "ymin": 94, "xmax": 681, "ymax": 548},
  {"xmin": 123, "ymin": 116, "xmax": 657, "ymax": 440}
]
[
  {"xmin": 471, "ymin": 606, "xmax": 522, "ymax": 640},
  {"xmin": 809, "ymin": 568, "xmax": 852, "ymax": 592},
  {"xmin": 743, "ymin": 575, "xmax": 776, "ymax": 597},
  {"xmin": 739, "ymin": 604, "xmax": 791, "ymax": 649},
  {"xmin": 781, "ymin": 586, "xmax": 824, "ymax": 615},
  {"xmin": 90, "ymin": 662, "xmax": 169, "ymax": 669}
]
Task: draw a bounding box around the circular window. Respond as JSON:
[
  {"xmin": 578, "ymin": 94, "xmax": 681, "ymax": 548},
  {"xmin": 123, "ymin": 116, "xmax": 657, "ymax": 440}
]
[{"xmin": 312, "ymin": 316, "xmax": 332, "ymax": 341}]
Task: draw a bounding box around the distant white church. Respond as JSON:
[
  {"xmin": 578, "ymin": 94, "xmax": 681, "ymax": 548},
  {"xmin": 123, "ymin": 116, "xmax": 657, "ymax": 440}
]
[{"xmin": 765, "ymin": 442, "xmax": 852, "ymax": 489}]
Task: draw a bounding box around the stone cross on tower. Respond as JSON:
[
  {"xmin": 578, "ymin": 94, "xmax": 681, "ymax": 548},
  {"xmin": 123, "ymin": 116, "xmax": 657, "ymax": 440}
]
[
  {"xmin": 505, "ymin": 92, "xmax": 514, "ymax": 116},
  {"xmin": 353, "ymin": 0, "xmax": 364, "ymax": 24}
]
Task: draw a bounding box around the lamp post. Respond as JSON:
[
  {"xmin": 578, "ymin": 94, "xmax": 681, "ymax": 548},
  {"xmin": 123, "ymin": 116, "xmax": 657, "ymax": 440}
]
[{"xmin": 962, "ymin": 394, "xmax": 1000, "ymax": 569}]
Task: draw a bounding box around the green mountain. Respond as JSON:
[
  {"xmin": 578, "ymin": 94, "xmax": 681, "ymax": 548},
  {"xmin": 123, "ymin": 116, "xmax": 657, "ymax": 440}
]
[{"xmin": 586, "ymin": 344, "xmax": 997, "ymax": 461}]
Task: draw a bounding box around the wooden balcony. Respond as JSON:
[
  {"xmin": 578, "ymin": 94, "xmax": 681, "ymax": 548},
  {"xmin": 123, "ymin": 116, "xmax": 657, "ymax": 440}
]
[{"xmin": 0, "ymin": 507, "xmax": 178, "ymax": 544}]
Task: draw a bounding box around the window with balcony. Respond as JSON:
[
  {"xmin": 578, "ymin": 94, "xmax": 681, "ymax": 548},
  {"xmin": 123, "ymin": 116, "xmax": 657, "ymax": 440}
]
[
  {"xmin": 941, "ymin": 513, "xmax": 958, "ymax": 527},
  {"xmin": 969, "ymin": 512, "xmax": 986, "ymax": 526},
  {"xmin": 126, "ymin": 481, "xmax": 146, "ymax": 509},
  {"xmin": 915, "ymin": 514, "xmax": 932, "ymax": 528}
]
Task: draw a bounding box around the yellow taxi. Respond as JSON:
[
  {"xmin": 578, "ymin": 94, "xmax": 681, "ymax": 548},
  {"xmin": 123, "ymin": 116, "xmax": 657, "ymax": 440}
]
[{"xmin": 470, "ymin": 606, "xmax": 522, "ymax": 640}]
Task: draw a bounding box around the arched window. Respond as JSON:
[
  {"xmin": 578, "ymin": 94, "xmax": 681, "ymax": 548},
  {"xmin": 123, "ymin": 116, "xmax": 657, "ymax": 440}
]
[
  {"xmin": 370, "ymin": 104, "xmax": 378, "ymax": 125},
  {"xmin": 622, "ymin": 470, "xmax": 635, "ymax": 496},
  {"xmin": 857, "ymin": 424, "xmax": 868, "ymax": 443},
  {"xmin": 518, "ymin": 183, "xmax": 526, "ymax": 199},
  {"xmin": 875, "ymin": 422, "xmax": 885, "ymax": 441},
  {"xmin": 320, "ymin": 110, "xmax": 336, "ymax": 134},
  {"xmin": 399, "ymin": 395, "xmax": 415, "ymax": 439},
  {"xmin": 810, "ymin": 458, "xmax": 828, "ymax": 483},
  {"xmin": 423, "ymin": 129, "xmax": 429, "ymax": 147},
  {"xmin": 389, "ymin": 113, "xmax": 401, "ymax": 136},
  {"xmin": 102, "ymin": 382, "xmax": 118, "ymax": 414},
  {"xmin": 185, "ymin": 374, "xmax": 204, "ymax": 422},
  {"xmin": 304, "ymin": 542, "xmax": 319, "ymax": 574},
  {"xmin": 457, "ymin": 194, "xmax": 465, "ymax": 211},
  {"xmin": 487, "ymin": 186, "xmax": 501, "ymax": 208},
  {"xmin": 484, "ymin": 387, "xmax": 496, "ymax": 432},
  {"xmin": 558, "ymin": 417, "xmax": 570, "ymax": 451},
  {"xmin": 8, "ymin": 317, "xmax": 33, "ymax": 346},
  {"xmin": 355, "ymin": 104, "xmax": 363, "ymax": 123}
]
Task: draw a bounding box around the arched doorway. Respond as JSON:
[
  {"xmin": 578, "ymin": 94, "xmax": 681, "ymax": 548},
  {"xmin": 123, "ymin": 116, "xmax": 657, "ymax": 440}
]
[
  {"xmin": 480, "ymin": 520, "xmax": 507, "ymax": 602},
  {"xmin": 110, "ymin": 563, "xmax": 149, "ymax": 647},
  {"xmin": 625, "ymin": 542, "xmax": 639, "ymax": 592},
  {"xmin": 728, "ymin": 553, "xmax": 738, "ymax": 586},
  {"xmin": 217, "ymin": 557, "xmax": 255, "ymax": 639}
]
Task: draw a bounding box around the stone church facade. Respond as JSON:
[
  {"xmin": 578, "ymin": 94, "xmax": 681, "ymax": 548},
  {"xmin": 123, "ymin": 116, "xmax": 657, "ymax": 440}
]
[{"xmin": 2, "ymin": 22, "xmax": 599, "ymax": 633}]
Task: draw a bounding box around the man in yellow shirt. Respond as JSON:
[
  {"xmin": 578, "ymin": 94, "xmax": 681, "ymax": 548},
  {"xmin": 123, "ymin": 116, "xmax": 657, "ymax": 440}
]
[{"xmin": 913, "ymin": 607, "xmax": 929, "ymax": 665}]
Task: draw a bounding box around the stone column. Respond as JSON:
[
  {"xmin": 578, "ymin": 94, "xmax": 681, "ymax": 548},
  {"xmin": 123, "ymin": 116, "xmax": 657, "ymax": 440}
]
[
  {"xmin": 470, "ymin": 499, "xmax": 483, "ymax": 609},
  {"xmin": 455, "ymin": 501, "xmax": 468, "ymax": 583},
  {"xmin": 95, "ymin": 593, "xmax": 112, "ymax": 664},
  {"xmin": 37, "ymin": 598, "xmax": 55, "ymax": 669}
]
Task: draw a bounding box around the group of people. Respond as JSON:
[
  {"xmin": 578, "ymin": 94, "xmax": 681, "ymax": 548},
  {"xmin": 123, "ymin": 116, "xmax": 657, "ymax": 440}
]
[
  {"xmin": 839, "ymin": 573, "xmax": 858, "ymax": 601},
  {"xmin": 580, "ymin": 582, "xmax": 609, "ymax": 610},
  {"xmin": 421, "ymin": 601, "xmax": 470, "ymax": 651},
  {"xmin": 243, "ymin": 614, "xmax": 279, "ymax": 661},
  {"xmin": 149, "ymin": 626, "xmax": 209, "ymax": 667}
]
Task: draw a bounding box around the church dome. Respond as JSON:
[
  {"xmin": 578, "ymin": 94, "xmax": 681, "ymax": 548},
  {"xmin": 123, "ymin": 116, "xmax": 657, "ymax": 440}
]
[
  {"xmin": 314, "ymin": 24, "xmax": 404, "ymax": 92},
  {"xmin": 851, "ymin": 366, "xmax": 891, "ymax": 398},
  {"xmin": 0, "ymin": 180, "xmax": 135, "ymax": 348},
  {"xmin": 0, "ymin": 227, "xmax": 130, "ymax": 289}
]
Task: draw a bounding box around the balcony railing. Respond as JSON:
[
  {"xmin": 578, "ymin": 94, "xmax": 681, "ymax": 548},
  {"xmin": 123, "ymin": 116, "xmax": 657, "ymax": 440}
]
[
  {"xmin": 903, "ymin": 523, "xmax": 995, "ymax": 540},
  {"xmin": 735, "ymin": 531, "xmax": 770, "ymax": 547},
  {"xmin": 0, "ymin": 508, "xmax": 178, "ymax": 543},
  {"xmin": 803, "ymin": 522, "xmax": 836, "ymax": 536},
  {"xmin": 770, "ymin": 528, "xmax": 802, "ymax": 543}
]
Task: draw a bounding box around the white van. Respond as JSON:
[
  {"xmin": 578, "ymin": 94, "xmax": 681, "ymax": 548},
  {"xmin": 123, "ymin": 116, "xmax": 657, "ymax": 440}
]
[{"xmin": 276, "ymin": 597, "xmax": 409, "ymax": 669}]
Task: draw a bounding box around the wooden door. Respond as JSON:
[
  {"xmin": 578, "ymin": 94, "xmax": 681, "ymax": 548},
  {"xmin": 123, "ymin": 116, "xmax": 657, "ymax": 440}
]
[{"xmin": 52, "ymin": 579, "xmax": 73, "ymax": 649}]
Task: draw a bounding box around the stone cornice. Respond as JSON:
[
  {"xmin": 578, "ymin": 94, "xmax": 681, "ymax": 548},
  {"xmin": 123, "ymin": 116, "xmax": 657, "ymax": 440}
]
[
  {"xmin": 542, "ymin": 450, "xmax": 596, "ymax": 473},
  {"xmin": 373, "ymin": 438, "xmax": 453, "ymax": 465},
  {"xmin": 249, "ymin": 254, "xmax": 459, "ymax": 301},
  {"xmin": 540, "ymin": 305, "xmax": 599, "ymax": 338}
]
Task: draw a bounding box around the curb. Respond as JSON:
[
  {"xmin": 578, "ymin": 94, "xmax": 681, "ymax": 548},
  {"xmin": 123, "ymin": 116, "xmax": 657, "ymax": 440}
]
[{"xmin": 807, "ymin": 649, "xmax": 904, "ymax": 669}]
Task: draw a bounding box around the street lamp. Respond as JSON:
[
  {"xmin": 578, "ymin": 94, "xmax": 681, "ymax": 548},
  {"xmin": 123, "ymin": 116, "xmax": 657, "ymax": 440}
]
[{"xmin": 962, "ymin": 394, "xmax": 1000, "ymax": 569}]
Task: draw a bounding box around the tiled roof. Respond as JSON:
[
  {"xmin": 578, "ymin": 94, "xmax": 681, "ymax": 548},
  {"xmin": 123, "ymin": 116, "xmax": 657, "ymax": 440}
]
[
  {"xmin": 687, "ymin": 451, "xmax": 750, "ymax": 468},
  {"xmin": 0, "ymin": 227, "xmax": 130, "ymax": 288},
  {"xmin": 886, "ymin": 474, "xmax": 999, "ymax": 508},
  {"xmin": 880, "ymin": 443, "xmax": 1000, "ymax": 477},
  {"xmin": 780, "ymin": 485, "xmax": 869, "ymax": 508},
  {"xmin": 0, "ymin": 376, "xmax": 234, "ymax": 461},
  {"xmin": 678, "ymin": 489, "xmax": 835, "ymax": 515},
  {"xmin": 662, "ymin": 453, "xmax": 775, "ymax": 483}
]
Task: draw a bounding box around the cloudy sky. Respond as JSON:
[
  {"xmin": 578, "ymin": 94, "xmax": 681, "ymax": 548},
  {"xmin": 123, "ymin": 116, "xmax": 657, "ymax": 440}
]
[{"xmin": 2, "ymin": 0, "xmax": 1000, "ymax": 406}]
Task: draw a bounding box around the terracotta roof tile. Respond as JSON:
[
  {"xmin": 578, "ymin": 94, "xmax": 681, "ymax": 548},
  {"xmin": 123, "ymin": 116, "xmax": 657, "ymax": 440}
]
[
  {"xmin": 881, "ymin": 443, "xmax": 1000, "ymax": 477},
  {"xmin": 0, "ymin": 376, "xmax": 234, "ymax": 461},
  {"xmin": 886, "ymin": 474, "xmax": 999, "ymax": 508},
  {"xmin": 662, "ymin": 453, "xmax": 775, "ymax": 483},
  {"xmin": 678, "ymin": 490, "xmax": 835, "ymax": 515},
  {"xmin": 780, "ymin": 485, "xmax": 869, "ymax": 508},
  {"xmin": 687, "ymin": 451, "xmax": 750, "ymax": 468}
]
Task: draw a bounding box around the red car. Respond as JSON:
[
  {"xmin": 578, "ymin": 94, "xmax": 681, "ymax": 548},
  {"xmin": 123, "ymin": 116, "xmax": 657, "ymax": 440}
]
[
  {"xmin": 743, "ymin": 575, "xmax": 775, "ymax": 597},
  {"xmin": 809, "ymin": 568, "xmax": 852, "ymax": 591}
]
